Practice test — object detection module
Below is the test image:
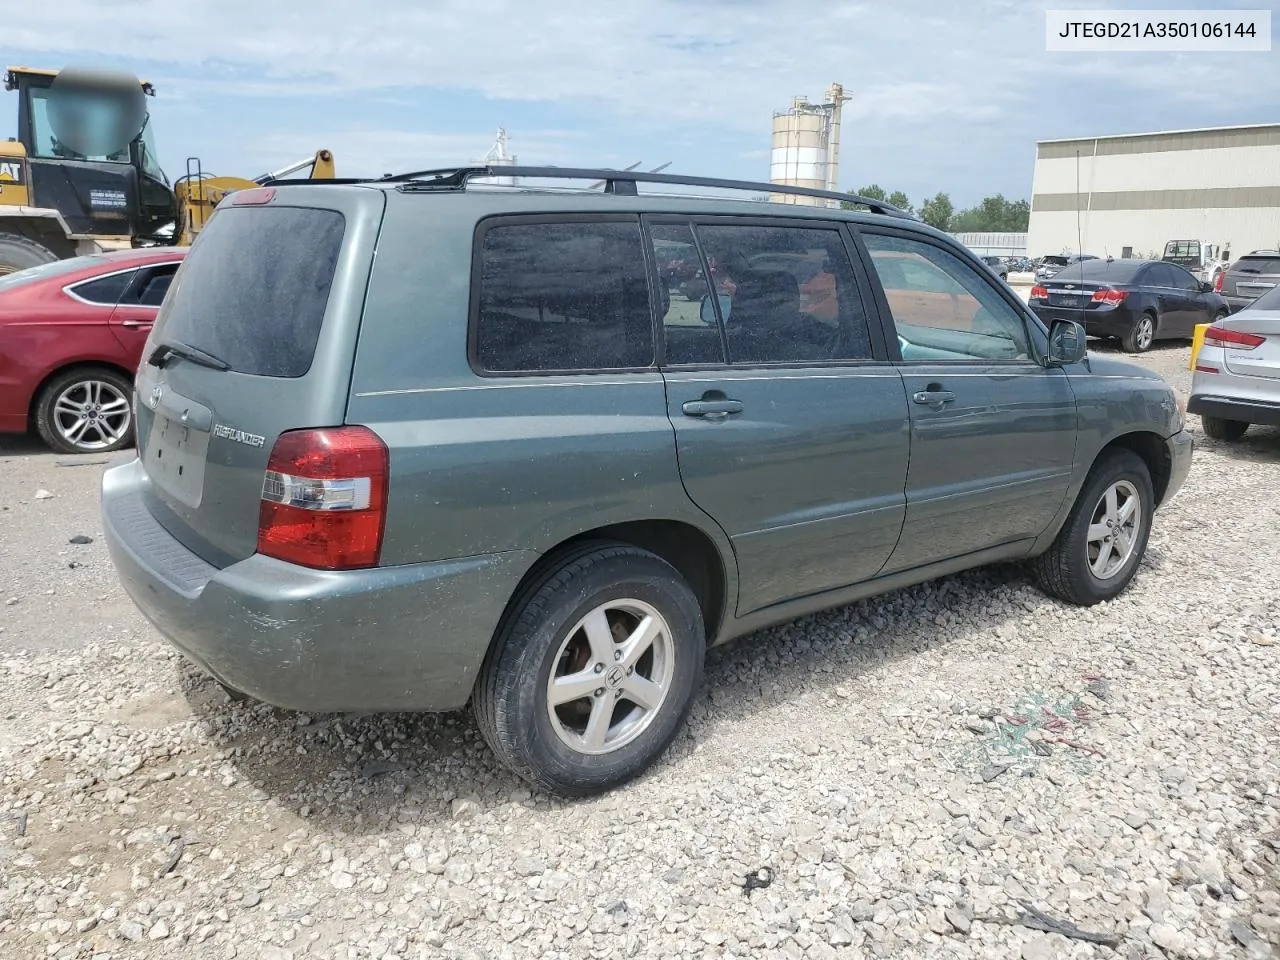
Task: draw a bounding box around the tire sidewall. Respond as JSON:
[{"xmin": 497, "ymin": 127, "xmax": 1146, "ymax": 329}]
[
  {"xmin": 1063, "ymin": 452, "xmax": 1154, "ymax": 603},
  {"xmin": 36, "ymin": 367, "xmax": 135, "ymax": 455},
  {"xmin": 492, "ymin": 550, "xmax": 704, "ymax": 794},
  {"xmin": 1124, "ymin": 313, "xmax": 1156, "ymax": 353}
]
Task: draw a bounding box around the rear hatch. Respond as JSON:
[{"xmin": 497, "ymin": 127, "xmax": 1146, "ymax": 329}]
[
  {"xmin": 1221, "ymin": 285, "xmax": 1280, "ymax": 381},
  {"xmin": 1222, "ymin": 253, "xmax": 1280, "ymax": 303},
  {"xmin": 132, "ymin": 185, "xmax": 385, "ymax": 567}
]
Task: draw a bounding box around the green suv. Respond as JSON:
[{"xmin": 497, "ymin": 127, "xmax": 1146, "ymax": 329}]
[{"xmin": 101, "ymin": 167, "xmax": 1192, "ymax": 796}]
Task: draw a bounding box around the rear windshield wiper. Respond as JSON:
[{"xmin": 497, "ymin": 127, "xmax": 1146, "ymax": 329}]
[{"xmin": 147, "ymin": 341, "xmax": 230, "ymax": 371}]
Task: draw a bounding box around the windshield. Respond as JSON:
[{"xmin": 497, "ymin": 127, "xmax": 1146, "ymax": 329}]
[
  {"xmin": 137, "ymin": 114, "xmax": 167, "ymax": 184},
  {"xmin": 0, "ymin": 255, "xmax": 106, "ymax": 290},
  {"xmin": 28, "ymin": 85, "xmax": 133, "ymax": 162}
]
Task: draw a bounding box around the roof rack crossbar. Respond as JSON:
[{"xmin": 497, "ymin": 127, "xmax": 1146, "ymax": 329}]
[{"xmin": 378, "ymin": 165, "xmax": 911, "ymax": 217}]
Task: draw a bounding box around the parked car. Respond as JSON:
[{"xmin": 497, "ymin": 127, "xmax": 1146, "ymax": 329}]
[
  {"xmin": 0, "ymin": 248, "xmax": 186, "ymax": 453},
  {"xmin": 101, "ymin": 171, "xmax": 1191, "ymax": 796},
  {"xmin": 1216, "ymin": 250, "xmax": 1280, "ymax": 314},
  {"xmin": 1189, "ymin": 282, "xmax": 1280, "ymax": 440},
  {"xmin": 978, "ymin": 255, "xmax": 1009, "ymax": 280},
  {"xmin": 1028, "ymin": 257, "xmax": 1229, "ymax": 353},
  {"xmin": 1008, "ymin": 256, "xmax": 1033, "ymax": 273},
  {"xmin": 1035, "ymin": 254, "xmax": 1098, "ymax": 283}
]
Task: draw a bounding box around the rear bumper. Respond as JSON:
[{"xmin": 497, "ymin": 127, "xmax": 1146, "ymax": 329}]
[
  {"xmin": 1029, "ymin": 304, "xmax": 1134, "ymax": 338},
  {"xmin": 101, "ymin": 458, "xmax": 536, "ymax": 713},
  {"xmin": 1188, "ymin": 394, "xmax": 1280, "ymax": 427}
]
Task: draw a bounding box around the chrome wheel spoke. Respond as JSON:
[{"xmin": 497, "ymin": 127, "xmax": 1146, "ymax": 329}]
[
  {"xmin": 1087, "ymin": 522, "xmax": 1109, "ymax": 542},
  {"xmin": 99, "ymin": 396, "xmax": 129, "ymax": 415},
  {"xmin": 581, "ymin": 696, "xmax": 612, "ymax": 751},
  {"xmin": 619, "ymin": 614, "xmax": 661, "ymax": 668},
  {"xmin": 1104, "ymin": 486, "xmax": 1119, "ymax": 523},
  {"xmin": 1091, "ymin": 539, "xmax": 1114, "ymax": 577},
  {"xmin": 54, "ymin": 398, "xmax": 82, "ymax": 419},
  {"xmin": 549, "ymin": 669, "xmax": 601, "ymax": 707},
  {"xmin": 621, "ymin": 674, "xmax": 662, "ymax": 711},
  {"xmin": 581, "ymin": 608, "xmax": 616, "ymax": 666},
  {"xmin": 1116, "ymin": 495, "xmax": 1137, "ymax": 525}
]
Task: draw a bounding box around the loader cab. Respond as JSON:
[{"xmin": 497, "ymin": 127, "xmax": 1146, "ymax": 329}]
[{"xmin": 5, "ymin": 66, "xmax": 177, "ymax": 242}]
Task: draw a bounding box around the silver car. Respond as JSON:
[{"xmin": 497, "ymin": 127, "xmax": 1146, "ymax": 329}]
[{"xmin": 1189, "ymin": 282, "xmax": 1280, "ymax": 440}]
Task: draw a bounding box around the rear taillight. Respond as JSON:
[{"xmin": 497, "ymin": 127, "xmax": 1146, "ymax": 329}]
[
  {"xmin": 1030, "ymin": 285, "xmax": 1047, "ymax": 299},
  {"xmin": 1091, "ymin": 289, "xmax": 1128, "ymax": 304},
  {"xmin": 1203, "ymin": 326, "xmax": 1266, "ymax": 350},
  {"xmin": 1213, "ymin": 272, "xmax": 1224, "ymax": 292},
  {"xmin": 257, "ymin": 426, "xmax": 389, "ymax": 570}
]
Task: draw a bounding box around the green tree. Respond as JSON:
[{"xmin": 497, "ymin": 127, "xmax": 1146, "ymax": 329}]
[
  {"xmin": 919, "ymin": 192, "xmax": 953, "ymax": 231},
  {"xmin": 856, "ymin": 184, "xmax": 888, "ymax": 202},
  {"xmin": 951, "ymin": 194, "xmax": 1031, "ymax": 232},
  {"xmin": 887, "ymin": 190, "xmax": 913, "ymax": 215}
]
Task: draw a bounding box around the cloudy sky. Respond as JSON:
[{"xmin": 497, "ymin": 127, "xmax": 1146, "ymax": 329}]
[{"xmin": 5, "ymin": 0, "xmax": 1277, "ymax": 208}]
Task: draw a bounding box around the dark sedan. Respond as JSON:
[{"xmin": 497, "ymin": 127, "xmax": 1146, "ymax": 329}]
[{"xmin": 1029, "ymin": 257, "xmax": 1229, "ymax": 353}]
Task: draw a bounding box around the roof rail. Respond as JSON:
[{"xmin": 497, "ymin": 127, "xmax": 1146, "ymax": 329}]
[{"xmin": 377, "ymin": 165, "xmax": 914, "ymax": 218}]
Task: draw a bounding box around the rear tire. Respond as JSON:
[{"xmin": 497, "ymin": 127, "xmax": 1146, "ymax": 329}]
[
  {"xmin": 34, "ymin": 366, "xmax": 135, "ymax": 455},
  {"xmin": 1121, "ymin": 312, "xmax": 1156, "ymax": 353},
  {"xmin": 1201, "ymin": 415, "xmax": 1248, "ymax": 441},
  {"xmin": 0, "ymin": 232, "xmax": 59, "ymax": 277},
  {"xmin": 474, "ymin": 543, "xmax": 705, "ymax": 797},
  {"xmin": 1031, "ymin": 450, "xmax": 1154, "ymax": 606}
]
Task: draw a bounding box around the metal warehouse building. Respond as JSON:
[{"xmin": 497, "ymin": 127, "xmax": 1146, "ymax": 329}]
[{"xmin": 1026, "ymin": 123, "xmax": 1280, "ymax": 261}]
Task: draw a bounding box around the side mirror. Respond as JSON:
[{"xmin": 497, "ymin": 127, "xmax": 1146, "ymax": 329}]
[
  {"xmin": 699, "ymin": 294, "xmax": 732, "ymax": 325},
  {"xmin": 1200, "ymin": 281, "xmax": 1213, "ymax": 293},
  {"xmin": 1046, "ymin": 318, "xmax": 1087, "ymax": 366}
]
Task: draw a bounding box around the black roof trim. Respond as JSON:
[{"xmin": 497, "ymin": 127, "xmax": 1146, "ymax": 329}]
[{"xmin": 374, "ymin": 165, "xmax": 914, "ymax": 218}]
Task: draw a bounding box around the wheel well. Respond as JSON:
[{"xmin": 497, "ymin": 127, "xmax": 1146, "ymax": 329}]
[
  {"xmin": 518, "ymin": 521, "xmax": 729, "ymax": 644},
  {"xmin": 1099, "ymin": 432, "xmax": 1172, "ymax": 505},
  {"xmin": 27, "ymin": 361, "xmax": 134, "ymax": 426}
]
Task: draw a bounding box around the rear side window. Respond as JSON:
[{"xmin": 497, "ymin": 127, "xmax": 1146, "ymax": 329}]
[
  {"xmin": 150, "ymin": 206, "xmax": 345, "ymax": 378},
  {"xmin": 474, "ymin": 219, "xmax": 654, "ymax": 374},
  {"xmin": 127, "ymin": 264, "xmax": 180, "ymax": 307},
  {"xmin": 70, "ymin": 270, "xmax": 136, "ymax": 306}
]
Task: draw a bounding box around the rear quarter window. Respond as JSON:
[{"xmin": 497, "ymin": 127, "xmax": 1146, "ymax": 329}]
[{"xmin": 149, "ymin": 206, "xmax": 345, "ymax": 378}]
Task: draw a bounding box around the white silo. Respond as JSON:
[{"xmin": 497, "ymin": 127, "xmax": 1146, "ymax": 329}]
[
  {"xmin": 482, "ymin": 128, "xmax": 517, "ymax": 186},
  {"xmin": 769, "ymin": 84, "xmax": 850, "ymax": 207}
]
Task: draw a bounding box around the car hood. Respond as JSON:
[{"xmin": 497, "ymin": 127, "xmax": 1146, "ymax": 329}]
[{"xmin": 1085, "ymin": 352, "xmax": 1163, "ymax": 382}]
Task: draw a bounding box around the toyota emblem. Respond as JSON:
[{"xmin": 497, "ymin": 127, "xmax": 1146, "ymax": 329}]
[{"xmin": 149, "ymin": 385, "xmax": 162, "ymax": 409}]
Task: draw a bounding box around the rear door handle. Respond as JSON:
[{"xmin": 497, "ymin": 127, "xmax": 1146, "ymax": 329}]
[
  {"xmin": 912, "ymin": 389, "xmax": 956, "ymax": 406},
  {"xmin": 120, "ymin": 319, "xmax": 153, "ymax": 328},
  {"xmin": 682, "ymin": 399, "xmax": 744, "ymax": 420}
]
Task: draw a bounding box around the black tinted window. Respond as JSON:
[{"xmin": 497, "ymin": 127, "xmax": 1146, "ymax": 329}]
[
  {"xmin": 694, "ymin": 224, "xmax": 873, "ymax": 364},
  {"xmin": 121, "ymin": 263, "xmax": 180, "ymax": 307},
  {"xmin": 1234, "ymin": 256, "xmax": 1280, "ymax": 275},
  {"xmin": 651, "ymin": 223, "xmax": 725, "ymax": 366},
  {"xmin": 475, "ymin": 220, "xmax": 654, "ymax": 373},
  {"xmin": 1148, "ymin": 264, "xmax": 1182, "ymax": 288},
  {"xmin": 71, "ymin": 270, "xmax": 135, "ymax": 306},
  {"xmin": 150, "ymin": 206, "xmax": 345, "ymax": 378}
]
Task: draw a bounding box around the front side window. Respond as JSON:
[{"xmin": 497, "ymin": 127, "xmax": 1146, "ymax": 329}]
[
  {"xmin": 692, "ymin": 223, "xmax": 874, "ymax": 365},
  {"xmin": 863, "ymin": 233, "xmax": 1031, "ymax": 362},
  {"xmin": 475, "ymin": 219, "xmax": 654, "ymax": 374}
]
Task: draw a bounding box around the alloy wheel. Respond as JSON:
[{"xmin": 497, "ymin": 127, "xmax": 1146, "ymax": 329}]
[
  {"xmin": 1086, "ymin": 480, "xmax": 1142, "ymax": 580},
  {"xmin": 52, "ymin": 379, "xmax": 132, "ymax": 452}
]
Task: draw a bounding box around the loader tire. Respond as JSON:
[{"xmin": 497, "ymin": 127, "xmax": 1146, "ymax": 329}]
[{"xmin": 0, "ymin": 232, "xmax": 59, "ymax": 277}]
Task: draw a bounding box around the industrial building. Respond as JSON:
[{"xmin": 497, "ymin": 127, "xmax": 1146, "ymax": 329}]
[
  {"xmin": 769, "ymin": 84, "xmax": 849, "ymax": 207},
  {"xmin": 1026, "ymin": 123, "xmax": 1280, "ymax": 261}
]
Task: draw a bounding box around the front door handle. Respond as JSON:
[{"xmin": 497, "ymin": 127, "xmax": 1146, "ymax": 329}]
[
  {"xmin": 912, "ymin": 389, "xmax": 956, "ymax": 407},
  {"xmin": 682, "ymin": 398, "xmax": 744, "ymax": 420},
  {"xmin": 119, "ymin": 319, "xmax": 154, "ymax": 328}
]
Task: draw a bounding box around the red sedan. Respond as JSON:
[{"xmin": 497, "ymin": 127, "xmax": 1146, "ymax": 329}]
[{"xmin": 0, "ymin": 248, "xmax": 186, "ymax": 454}]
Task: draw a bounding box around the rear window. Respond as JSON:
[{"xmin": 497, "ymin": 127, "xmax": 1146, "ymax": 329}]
[
  {"xmin": 1233, "ymin": 255, "xmax": 1280, "ymax": 275},
  {"xmin": 1251, "ymin": 284, "xmax": 1280, "ymax": 311},
  {"xmin": 1068, "ymin": 259, "xmax": 1147, "ymax": 282},
  {"xmin": 150, "ymin": 206, "xmax": 345, "ymax": 378},
  {"xmin": 473, "ymin": 219, "xmax": 654, "ymax": 374}
]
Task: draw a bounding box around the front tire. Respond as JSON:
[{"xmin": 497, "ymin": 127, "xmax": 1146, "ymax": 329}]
[
  {"xmin": 1202, "ymin": 415, "xmax": 1248, "ymax": 441},
  {"xmin": 1122, "ymin": 313, "xmax": 1156, "ymax": 353},
  {"xmin": 34, "ymin": 367, "xmax": 135, "ymax": 455},
  {"xmin": 1031, "ymin": 450, "xmax": 1154, "ymax": 606},
  {"xmin": 474, "ymin": 544, "xmax": 705, "ymax": 797}
]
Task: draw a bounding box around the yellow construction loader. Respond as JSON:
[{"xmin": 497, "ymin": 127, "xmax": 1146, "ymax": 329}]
[{"xmin": 0, "ymin": 65, "xmax": 334, "ymax": 274}]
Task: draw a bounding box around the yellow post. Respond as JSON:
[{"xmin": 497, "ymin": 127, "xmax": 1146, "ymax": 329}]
[{"xmin": 1189, "ymin": 323, "xmax": 1210, "ymax": 371}]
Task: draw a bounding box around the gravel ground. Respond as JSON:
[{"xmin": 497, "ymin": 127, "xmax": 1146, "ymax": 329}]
[{"xmin": 3, "ymin": 343, "xmax": 1280, "ymax": 960}]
